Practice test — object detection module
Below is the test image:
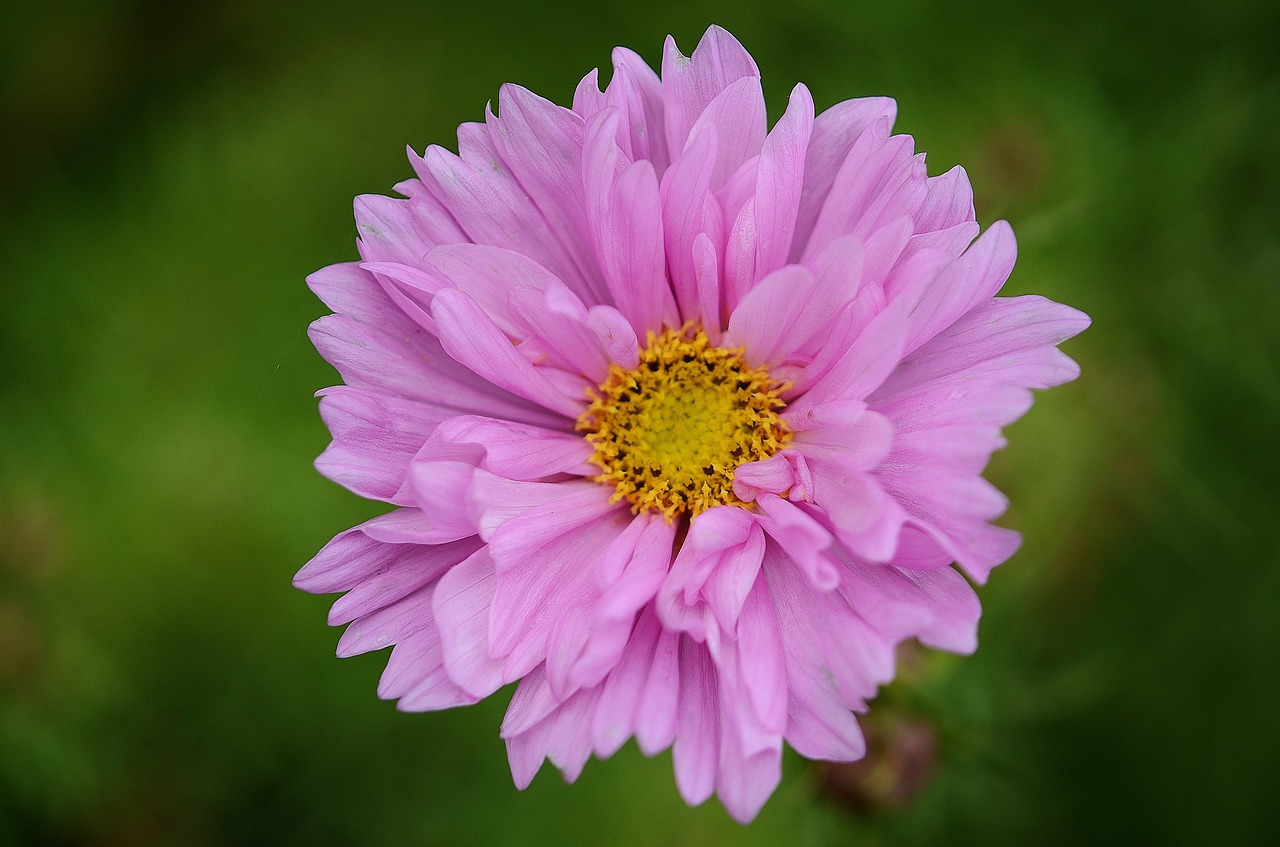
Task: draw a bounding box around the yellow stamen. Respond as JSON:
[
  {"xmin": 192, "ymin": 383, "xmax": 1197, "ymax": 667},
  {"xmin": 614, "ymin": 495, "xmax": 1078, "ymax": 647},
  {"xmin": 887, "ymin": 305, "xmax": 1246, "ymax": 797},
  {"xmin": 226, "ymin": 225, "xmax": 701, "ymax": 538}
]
[{"xmin": 576, "ymin": 324, "xmax": 790, "ymax": 521}]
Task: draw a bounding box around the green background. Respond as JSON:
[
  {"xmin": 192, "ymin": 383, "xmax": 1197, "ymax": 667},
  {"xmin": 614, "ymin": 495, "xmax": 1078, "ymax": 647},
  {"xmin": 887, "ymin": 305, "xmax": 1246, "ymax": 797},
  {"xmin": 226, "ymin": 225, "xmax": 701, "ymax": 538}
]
[{"xmin": 2, "ymin": 0, "xmax": 1277, "ymax": 843}]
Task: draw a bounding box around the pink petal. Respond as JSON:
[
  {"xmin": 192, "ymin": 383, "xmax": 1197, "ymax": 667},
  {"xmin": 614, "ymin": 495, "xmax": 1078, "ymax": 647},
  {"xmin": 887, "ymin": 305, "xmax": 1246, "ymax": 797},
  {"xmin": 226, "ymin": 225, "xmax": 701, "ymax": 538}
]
[
  {"xmin": 605, "ymin": 46, "xmax": 669, "ymax": 172},
  {"xmin": 378, "ymin": 627, "xmax": 478, "ymax": 712},
  {"xmin": 326, "ymin": 536, "xmax": 482, "ymax": 626},
  {"xmin": 802, "ymin": 121, "xmax": 926, "ymax": 264},
  {"xmin": 487, "ymin": 510, "xmax": 631, "ymax": 684},
  {"xmin": 589, "ymin": 605, "xmax": 665, "ymax": 756},
  {"xmin": 505, "ymin": 686, "xmax": 602, "ymax": 788},
  {"xmin": 483, "ymin": 482, "xmax": 620, "ymax": 573},
  {"xmin": 572, "ymin": 67, "xmax": 605, "ymax": 118},
  {"xmin": 753, "ymin": 495, "xmax": 838, "ymax": 591},
  {"xmin": 335, "ymin": 585, "xmax": 435, "ymax": 658},
  {"xmin": 661, "ymin": 123, "xmax": 722, "ymax": 323},
  {"xmin": 581, "ymin": 114, "xmax": 678, "ymax": 335},
  {"xmin": 411, "ymin": 143, "xmax": 589, "ymax": 304},
  {"xmin": 314, "ymin": 386, "xmax": 447, "ymax": 504},
  {"xmin": 656, "ymin": 506, "xmax": 764, "ymax": 640},
  {"xmin": 731, "ymin": 453, "xmax": 798, "ymax": 502},
  {"xmin": 486, "ymin": 85, "xmax": 607, "ymax": 306},
  {"xmin": 683, "ymin": 76, "xmax": 767, "ymax": 193},
  {"xmin": 839, "ymin": 553, "xmax": 982, "ymax": 654},
  {"xmin": 309, "ymin": 311, "xmax": 561, "ymax": 429},
  {"xmin": 752, "ymin": 83, "xmax": 815, "ymax": 282},
  {"xmin": 428, "ymin": 415, "xmax": 594, "ymax": 481},
  {"xmin": 896, "ymin": 220, "xmax": 1018, "ymax": 356},
  {"xmin": 404, "ymin": 459, "xmax": 482, "ymax": 543},
  {"xmin": 569, "ymin": 514, "xmax": 674, "ymax": 690},
  {"xmin": 432, "ymin": 547, "xmax": 508, "ymax": 698},
  {"xmin": 661, "ymin": 25, "xmax": 760, "ymax": 158},
  {"xmin": 672, "ymin": 639, "xmax": 720, "ymax": 806},
  {"xmin": 789, "ymin": 97, "xmax": 898, "ymax": 262},
  {"xmin": 913, "ymin": 165, "xmax": 975, "ymax": 234},
  {"xmin": 354, "ymin": 192, "xmax": 459, "ymax": 267},
  {"xmin": 507, "ymin": 283, "xmax": 637, "ymax": 383},
  {"xmin": 431, "ymin": 288, "xmax": 587, "ymax": 418}
]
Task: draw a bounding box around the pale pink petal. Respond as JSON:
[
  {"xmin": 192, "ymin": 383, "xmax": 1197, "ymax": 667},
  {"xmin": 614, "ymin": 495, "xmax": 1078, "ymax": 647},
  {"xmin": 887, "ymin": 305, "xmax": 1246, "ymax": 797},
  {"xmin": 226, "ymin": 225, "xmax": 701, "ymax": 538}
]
[
  {"xmin": 507, "ymin": 283, "xmax": 637, "ymax": 383},
  {"xmin": 404, "ymin": 459, "xmax": 482, "ymax": 543},
  {"xmin": 683, "ymin": 76, "xmax": 767, "ymax": 193},
  {"xmin": 487, "ymin": 510, "xmax": 631, "ymax": 683},
  {"xmin": 354, "ymin": 193, "xmax": 458, "ymax": 267},
  {"xmin": 753, "ymin": 494, "xmax": 838, "ymax": 591},
  {"xmin": 656, "ymin": 506, "xmax": 764, "ymax": 640},
  {"xmin": 913, "ymin": 165, "xmax": 975, "ymax": 234},
  {"xmin": 411, "ymin": 143, "xmax": 590, "ymax": 303},
  {"xmin": 838, "ymin": 551, "xmax": 982, "ymax": 654},
  {"xmin": 572, "ymin": 67, "xmax": 605, "ymax": 118},
  {"xmin": 896, "ymin": 220, "xmax": 1018, "ymax": 356}
]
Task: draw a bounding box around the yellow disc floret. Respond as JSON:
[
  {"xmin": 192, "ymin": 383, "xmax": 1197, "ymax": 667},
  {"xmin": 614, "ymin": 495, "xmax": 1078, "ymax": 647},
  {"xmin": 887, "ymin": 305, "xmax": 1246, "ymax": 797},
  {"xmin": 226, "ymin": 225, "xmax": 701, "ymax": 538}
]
[{"xmin": 577, "ymin": 324, "xmax": 791, "ymax": 520}]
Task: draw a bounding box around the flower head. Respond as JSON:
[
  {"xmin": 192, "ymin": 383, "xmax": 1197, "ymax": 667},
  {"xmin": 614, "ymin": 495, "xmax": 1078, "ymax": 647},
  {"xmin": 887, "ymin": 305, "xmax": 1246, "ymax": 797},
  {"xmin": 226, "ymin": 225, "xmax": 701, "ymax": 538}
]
[{"xmin": 297, "ymin": 26, "xmax": 1089, "ymax": 822}]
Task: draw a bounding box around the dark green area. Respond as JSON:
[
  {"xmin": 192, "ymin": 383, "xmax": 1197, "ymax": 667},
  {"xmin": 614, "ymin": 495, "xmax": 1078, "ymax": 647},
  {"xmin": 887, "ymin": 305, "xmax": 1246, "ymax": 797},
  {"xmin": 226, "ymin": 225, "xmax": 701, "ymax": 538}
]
[{"xmin": 2, "ymin": 0, "xmax": 1277, "ymax": 843}]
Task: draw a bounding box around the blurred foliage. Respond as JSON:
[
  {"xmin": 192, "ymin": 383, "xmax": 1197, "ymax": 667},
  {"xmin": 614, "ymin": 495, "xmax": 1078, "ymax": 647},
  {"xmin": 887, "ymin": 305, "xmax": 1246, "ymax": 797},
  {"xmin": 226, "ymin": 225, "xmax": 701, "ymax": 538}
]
[{"xmin": 2, "ymin": 0, "xmax": 1278, "ymax": 844}]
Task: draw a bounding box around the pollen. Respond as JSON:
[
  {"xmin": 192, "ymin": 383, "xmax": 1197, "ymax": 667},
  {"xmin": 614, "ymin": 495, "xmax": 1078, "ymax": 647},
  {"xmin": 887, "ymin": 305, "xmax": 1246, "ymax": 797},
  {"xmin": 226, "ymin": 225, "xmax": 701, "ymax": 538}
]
[{"xmin": 577, "ymin": 324, "xmax": 791, "ymax": 520}]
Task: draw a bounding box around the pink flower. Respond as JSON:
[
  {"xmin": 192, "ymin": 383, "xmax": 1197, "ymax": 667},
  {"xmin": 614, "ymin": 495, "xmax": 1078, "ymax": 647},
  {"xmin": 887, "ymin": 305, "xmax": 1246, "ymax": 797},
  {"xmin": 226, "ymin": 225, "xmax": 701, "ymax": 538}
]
[{"xmin": 297, "ymin": 26, "xmax": 1088, "ymax": 822}]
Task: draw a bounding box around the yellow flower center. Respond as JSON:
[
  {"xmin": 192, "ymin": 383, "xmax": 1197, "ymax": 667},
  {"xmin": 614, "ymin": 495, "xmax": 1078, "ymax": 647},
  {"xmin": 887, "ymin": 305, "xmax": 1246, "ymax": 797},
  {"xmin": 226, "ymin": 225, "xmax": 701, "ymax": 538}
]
[{"xmin": 577, "ymin": 325, "xmax": 791, "ymax": 520}]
